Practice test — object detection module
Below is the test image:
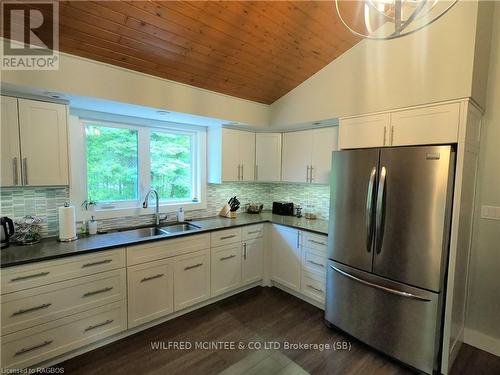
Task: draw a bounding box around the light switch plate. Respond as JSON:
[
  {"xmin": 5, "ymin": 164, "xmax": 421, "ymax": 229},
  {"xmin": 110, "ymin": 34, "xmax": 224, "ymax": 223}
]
[{"xmin": 481, "ymin": 205, "xmax": 500, "ymax": 220}]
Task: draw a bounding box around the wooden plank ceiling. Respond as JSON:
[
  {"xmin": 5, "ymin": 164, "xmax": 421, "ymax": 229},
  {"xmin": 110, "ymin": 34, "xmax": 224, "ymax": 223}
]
[{"xmin": 21, "ymin": 1, "xmax": 363, "ymax": 104}]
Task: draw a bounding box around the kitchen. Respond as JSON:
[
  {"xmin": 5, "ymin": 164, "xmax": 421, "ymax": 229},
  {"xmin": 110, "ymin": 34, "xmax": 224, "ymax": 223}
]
[{"xmin": 0, "ymin": 1, "xmax": 499, "ymax": 374}]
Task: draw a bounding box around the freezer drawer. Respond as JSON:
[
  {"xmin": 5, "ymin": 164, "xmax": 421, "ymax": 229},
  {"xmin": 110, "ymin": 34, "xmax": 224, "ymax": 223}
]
[{"xmin": 325, "ymin": 261, "xmax": 442, "ymax": 374}]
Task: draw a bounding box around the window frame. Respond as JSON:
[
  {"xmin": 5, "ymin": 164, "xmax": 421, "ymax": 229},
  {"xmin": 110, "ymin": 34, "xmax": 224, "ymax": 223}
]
[{"xmin": 69, "ymin": 113, "xmax": 207, "ymax": 221}]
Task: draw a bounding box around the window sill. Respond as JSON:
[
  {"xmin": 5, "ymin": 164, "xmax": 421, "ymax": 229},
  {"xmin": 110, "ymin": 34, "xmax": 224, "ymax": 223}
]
[{"xmin": 77, "ymin": 201, "xmax": 207, "ymax": 221}]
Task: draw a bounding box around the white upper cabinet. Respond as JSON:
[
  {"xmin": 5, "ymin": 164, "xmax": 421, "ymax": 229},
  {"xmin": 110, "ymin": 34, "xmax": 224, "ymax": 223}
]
[
  {"xmin": 255, "ymin": 133, "xmax": 281, "ymax": 182},
  {"xmin": 1, "ymin": 96, "xmax": 21, "ymax": 187},
  {"xmin": 282, "ymin": 127, "xmax": 338, "ymax": 184},
  {"xmin": 339, "ymin": 102, "xmax": 460, "ymax": 149},
  {"xmin": 208, "ymin": 127, "xmax": 255, "ymax": 183}
]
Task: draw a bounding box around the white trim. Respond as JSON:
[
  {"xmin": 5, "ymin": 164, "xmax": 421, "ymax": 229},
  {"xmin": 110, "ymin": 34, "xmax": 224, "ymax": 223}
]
[{"xmin": 464, "ymin": 328, "xmax": 500, "ymax": 357}]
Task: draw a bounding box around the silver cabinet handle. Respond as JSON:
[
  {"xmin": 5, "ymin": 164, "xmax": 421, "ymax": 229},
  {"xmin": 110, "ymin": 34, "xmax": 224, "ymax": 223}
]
[
  {"xmin": 366, "ymin": 166, "xmax": 377, "ymax": 253},
  {"xmin": 375, "ymin": 166, "xmax": 387, "ymax": 254},
  {"xmin": 243, "ymin": 242, "xmax": 247, "ymax": 260},
  {"xmin": 309, "ymin": 166, "xmax": 314, "ymax": 182},
  {"xmin": 255, "ymin": 165, "xmax": 258, "ymax": 180},
  {"xmin": 307, "ymin": 260, "xmax": 324, "ymax": 268},
  {"xmin": 237, "ymin": 164, "xmax": 241, "ymax": 180},
  {"xmin": 10, "ymin": 271, "xmax": 50, "ymax": 282},
  {"xmin": 15, "ymin": 340, "xmax": 53, "ymax": 356},
  {"xmin": 82, "ymin": 259, "xmax": 112, "ymax": 268},
  {"xmin": 296, "ymin": 231, "xmax": 301, "ymax": 249},
  {"xmin": 330, "ymin": 265, "xmax": 431, "ymax": 301},
  {"xmin": 220, "ymin": 254, "xmax": 236, "ymax": 261},
  {"xmin": 308, "ymin": 239, "xmax": 326, "ymax": 246},
  {"xmin": 306, "ymin": 166, "xmax": 310, "ymax": 183},
  {"xmin": 12, "ymin": 157, "xmax": 19, "ymax": 185},
  {"xmin": 220, "ymin": 234, "xmax": 236, "ymax": 240},
  {"xmin": 11, "ymin": 303, "xmax": 52, "ymax": 317},
  {"xmin": 248, "ymin": 230, "xmax": 261, "ymax": 235},
  {"xmin": 184, "ymin": 263, "xmax": 203, "ymax": 271},
  {"xmin": 383, "ymin": 126, "xmax": 387, "ymax": 146},
  {"xmin": 84, "ymin": 319, "xmax": 114, "ymax": 332},
  {"xmin": 22, "ymin": 157, "xmax": 28, "ymax": 185},
  {"xmin": 82, "ymin": 286, "xmax": 114, "ymax": 297},
  {"xmin": 390, "ymin": 126, "xmax": 394, "ymax": 145},
  {"xmin": 241, "ymin": 164, "xmax": 244, "ymax": 180},
  {"xmin": 140, "ymin": 274, "xmax": 164, "ymax": 283},
  {"xmin": 306, "ymin": 284, "xmax": 324, "ymax": 294}
]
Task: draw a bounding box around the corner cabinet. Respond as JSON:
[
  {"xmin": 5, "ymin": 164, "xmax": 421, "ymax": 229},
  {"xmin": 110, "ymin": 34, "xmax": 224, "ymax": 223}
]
[
  {"xmin": 339, "ymin": 102, "xmax": 460, "ymax": 149},
  {"xmin": 282, "ymin": 127, "xmax": 338, "ymax": 184},
  {"xmin": 271, "ymin": 225, "xmax": 301, "ymax": 292},
  {"xmin": 0, "ymin": 96, "xmax": 69, "ymax": 186}
]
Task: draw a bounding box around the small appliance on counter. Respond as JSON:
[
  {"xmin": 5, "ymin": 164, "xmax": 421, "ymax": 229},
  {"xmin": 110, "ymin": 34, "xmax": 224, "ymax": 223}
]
[
  {"xmin": 272, "ymin": 201, "xmax": 294, "ymax": 216},
  {"xmin": 245, "ymin": 203, "xmax": 263, "ymax": 214},
  {"xmin": 1, "ymin": 216, "xmax": 15, "ymax": 249},
  {"xmin": 219, "ymin": 196, "xmax": 240, "ymax": 218}
]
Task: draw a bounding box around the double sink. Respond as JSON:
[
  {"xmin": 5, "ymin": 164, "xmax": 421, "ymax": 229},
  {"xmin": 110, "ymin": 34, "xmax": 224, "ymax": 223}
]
[{"xmin": 114, "ymin": 222, "xmax": 201, "ymax": 239}]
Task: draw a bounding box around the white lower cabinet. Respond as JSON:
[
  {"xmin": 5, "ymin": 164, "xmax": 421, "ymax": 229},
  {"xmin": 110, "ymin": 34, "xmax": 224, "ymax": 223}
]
[
  {"xmin": 242, "ymin": 238, "xmax": 264, "ymax": 285},
  {"xmin": 173, "ymin": 249, "xmax": 210, "ymax": 311},
  {"xmin": 271, "ymin": 225, "xmax": 301, "ymax": 292},
  {"xmin": 300, "ymin": 271, "xmax": 326, "ymax": 304},
  {"xmin": 211, "ymin": 244, "xmax": 242, "ymax": 296},
  {"xmin": 127, "ymin": 259, "xmax": 173, "ymax": 328}
]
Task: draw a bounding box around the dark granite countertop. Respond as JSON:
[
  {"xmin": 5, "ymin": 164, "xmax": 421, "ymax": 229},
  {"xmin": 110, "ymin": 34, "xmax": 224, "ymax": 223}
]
[{"xmin": 1, "ymin": 212, "xmax": 328, "ymax": 268}]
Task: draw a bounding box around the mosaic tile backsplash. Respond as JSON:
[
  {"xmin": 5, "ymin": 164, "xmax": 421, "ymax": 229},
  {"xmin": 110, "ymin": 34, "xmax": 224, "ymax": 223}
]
[{"xmin": 0, "ymin": 183, "xmax": 330, "ymax": 238}]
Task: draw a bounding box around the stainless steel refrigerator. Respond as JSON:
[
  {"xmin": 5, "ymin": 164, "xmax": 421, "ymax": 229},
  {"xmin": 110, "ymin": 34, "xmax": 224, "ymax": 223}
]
[{"xmin": 325, "ymin": 145, "xmax": 455, "ymax": 374}]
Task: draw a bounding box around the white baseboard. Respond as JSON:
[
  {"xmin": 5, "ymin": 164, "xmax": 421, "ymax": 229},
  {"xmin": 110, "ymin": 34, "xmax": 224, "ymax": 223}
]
[{"xmin": 463, "ymin": 328, "xmax": 500, "ymax": 357}]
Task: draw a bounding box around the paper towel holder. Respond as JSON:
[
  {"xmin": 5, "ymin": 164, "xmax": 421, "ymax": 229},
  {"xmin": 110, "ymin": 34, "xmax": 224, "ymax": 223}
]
[{"xmin": 58, "ymin": 202, "xmax": 78, "ymax": 242}]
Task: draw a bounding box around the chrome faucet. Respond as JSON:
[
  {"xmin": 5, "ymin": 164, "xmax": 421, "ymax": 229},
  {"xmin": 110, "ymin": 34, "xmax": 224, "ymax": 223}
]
[{"xmin": 142, "ymin": 188, "xmax": 160, "ymax": 226}]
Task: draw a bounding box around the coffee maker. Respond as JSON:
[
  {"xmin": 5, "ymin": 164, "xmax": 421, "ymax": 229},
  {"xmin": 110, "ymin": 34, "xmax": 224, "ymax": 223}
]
[{"xmin": 1, "ymin": 217, "xmax": 15, "ymax": 249}]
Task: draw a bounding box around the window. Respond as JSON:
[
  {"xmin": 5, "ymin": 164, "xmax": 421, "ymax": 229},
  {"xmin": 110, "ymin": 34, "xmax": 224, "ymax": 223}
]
[{"xmin": 71, "ymin": 115, "xmax": 206, "ymax": 217}]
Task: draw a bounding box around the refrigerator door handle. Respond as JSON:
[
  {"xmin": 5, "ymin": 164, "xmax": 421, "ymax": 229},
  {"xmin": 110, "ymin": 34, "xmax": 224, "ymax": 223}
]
[
  {"xmin": 366, "ymin": 167, "xmax": 377, "ymax": 252},
  {"xmin": 329, "ymin": 265, "xmax": 431, "ymax": 302},
  {"xmin": 375, "ymin": 166, "xmax": 387, "ymax": 254}
]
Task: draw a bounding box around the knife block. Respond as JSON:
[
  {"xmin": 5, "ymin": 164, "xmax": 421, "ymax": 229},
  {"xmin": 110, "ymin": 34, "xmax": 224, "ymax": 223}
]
[{"xmin": 219, "ymin": 204, "xmax": 237, "ymax": 218}]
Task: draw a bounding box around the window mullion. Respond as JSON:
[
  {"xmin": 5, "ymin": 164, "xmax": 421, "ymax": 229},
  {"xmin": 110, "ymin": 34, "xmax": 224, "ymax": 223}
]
[{"xmin": 138, "ymin": 127, "xmax": 151, "ymax": 202}]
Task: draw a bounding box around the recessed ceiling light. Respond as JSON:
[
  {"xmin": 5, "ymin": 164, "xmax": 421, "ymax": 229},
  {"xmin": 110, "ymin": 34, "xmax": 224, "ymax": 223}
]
[
  {"xmin": 44, "ymin": 91, "xmax": 63, "ymax": 99},
  {"xmin": 156, "ymin": 110, "xmax": 170, "ymax": 115}
]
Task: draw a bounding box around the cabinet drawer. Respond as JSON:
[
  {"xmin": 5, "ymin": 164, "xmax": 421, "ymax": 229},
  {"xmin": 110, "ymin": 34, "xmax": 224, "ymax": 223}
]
[
  {"xmin": 173, "ymin": 250, "xmax": 210, "ymax": 311},
  {"xmin": 241, "ymin": 224, "xmax": 264, "ymax": 241},
  {"xmin": 211, "ymin": 244, "xmax": 242, "ymax": 297},
  {"xmin": 302, "ymin": 249, "xmax": 327, "ymax": 276},
  {"xmin": 127, "ymin": 259, "xmax": 173, "ymax": 328},
  {"xmin": 302, "ymin": 232, "xmax": 328, "ymax": 253},
  {"xmin": 1, "ymin": 249, "xmax": 126, "ymax": 295},
  {"xmin": 210, "ymin": 228, "xmax": 241, "ymax": 248},
  {"xmin": 1, "ymin": 301, "xmax": 126, "ymax": 369},
  {"xmin": 1, "ymin": 269, "xmax": 125, "ymax": 336},
  {"xmin": 301, "ymin": 272, "xmax": 326, "ymax": 305},
  {"xmin": 127, "ymin": 233, "xmax": 209, "ymax": 266}
]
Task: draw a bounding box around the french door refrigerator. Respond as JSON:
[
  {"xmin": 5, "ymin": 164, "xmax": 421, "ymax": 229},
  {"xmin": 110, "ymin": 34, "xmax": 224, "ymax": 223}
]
[{"xmin": 325, "ymin": 145, "xmax": 455, "ymax": 374}]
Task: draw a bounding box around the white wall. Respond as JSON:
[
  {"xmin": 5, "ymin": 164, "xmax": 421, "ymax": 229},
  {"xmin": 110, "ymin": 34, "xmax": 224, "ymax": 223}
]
[
  {"xmin": 0, "ymin": 50, "xmax": 270, "ymax": 128},
  {"xmin": 270, "ymin": 1, "xmax": 480, "ymax": 128},
  {"xmin": 465, "ymin": 1, "xmax": 500, "ymax": 357}
]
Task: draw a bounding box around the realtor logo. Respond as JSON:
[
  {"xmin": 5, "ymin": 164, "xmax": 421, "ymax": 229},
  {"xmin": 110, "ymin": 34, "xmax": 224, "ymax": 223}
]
[{"xmin": 1, "ymin": 1, "xmax": 59, "ymax": 70}]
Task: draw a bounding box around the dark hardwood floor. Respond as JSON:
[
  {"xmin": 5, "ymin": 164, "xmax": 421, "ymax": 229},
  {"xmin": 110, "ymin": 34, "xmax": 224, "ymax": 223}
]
[{"xmin": 54, "ymin": 287, "xmax": 499, "ymax": 375}]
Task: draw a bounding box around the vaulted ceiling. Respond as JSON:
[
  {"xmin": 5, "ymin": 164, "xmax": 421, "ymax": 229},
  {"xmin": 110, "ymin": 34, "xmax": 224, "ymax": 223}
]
[{"xmin": 12, "ymin": 1, "xmax": 363, "ymax": 104}]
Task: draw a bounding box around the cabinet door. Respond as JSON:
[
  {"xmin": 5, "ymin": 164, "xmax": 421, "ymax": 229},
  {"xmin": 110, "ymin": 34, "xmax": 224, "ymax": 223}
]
[
  {"xmin": 339, "ymin": 113, "xmax": 389, "ymax": 149},
  {"xmin": 271, "ymin": 225, "xmax": 301, "ymax": 292},
  {"xmin": 173, "ymin": 250, "xmax": 210, "ymax": 311},
  {"xmin": 0, "ymin": 96, "xmax": 21, "ymax": 186},
  {"xmin": 310, "ymin": 127, "xmax": 338, "ymax": 184},
  {"xmin": 127, "ymin": 259, "xmax": 173, "ymax": 328},
  {"xmin": 211, "ymin": 244, "xmax": 242, "ymax": 296},
  {"xmin": 282, "ymin": 131, "xmax": 311, "ymax": 183},
  {"xmin": 242, "ymin": 238, "xmax": 264, "ymax": 285},
  {"xmin": 18, "ymin": 99, "xmax": 68, "ymax": 186},
  {"xmin": 390, "ymin": 103, "xmax": 460, "ymax": 146},
  {"xmin": 221, "ymin": 128, "xmax": 240, "ymax": 182},
  {"xmin": 238, "ymin": 131, "xmax": 255, "ymax": 181},
  {"xmin": 255, "ymin": 133, "xmax": 281, "ymax": 181}
]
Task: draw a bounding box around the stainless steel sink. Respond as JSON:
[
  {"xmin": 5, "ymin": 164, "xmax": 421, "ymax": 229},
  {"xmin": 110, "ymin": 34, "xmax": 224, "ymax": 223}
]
[
  {"xmin": 162, "ymin": 222, "xmax": 200, "ymax": 234},
  {"xmin": 120, "ymin": 227, "xmax": 169, "ymax": 238}
]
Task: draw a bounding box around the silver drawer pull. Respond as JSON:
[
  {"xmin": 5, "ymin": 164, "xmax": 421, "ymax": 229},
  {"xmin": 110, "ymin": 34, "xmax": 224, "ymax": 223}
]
[
  {"xmin": 84, "ymin": 319, "xmax": 114, "ymax": 332},
  {"xmin": 82, "ymin": 259, "xmax": 112, "ymax": 268},
  {"xmin": 10, "ymin": 272, "xmax": 50, "ymax": 282},
  {"xmin": 184, "ymin": 263, "xmax": 203, "ymax": 271},
  {"xmin": 82, "ymin": 287, "xmax": 114, "ymax": 297},
  {"xmin": 306, "ymin": 284, "xmax": 324, "ymax": 294},
  {"xmin": 308, "ymin": 260, "xmax": 324, "ymax": 268},
  {"xmin": 11, "ymin": 303, "xmax": 52, "ymax": 317},
  {"xmin": 15, "ymin": 340, "xmax": 53, "ymax": 356},
  {"xmin": 309, "ymin": 239, "xmax": 326, "ymax": 246},
  {"xmin": 220, "ymin": 235, "xmax": 236, "ymax": 240},
  {"xmin": 141, "ymin": 274, "xmax": 164, "ymax": 282},
  {"xmin": 220, "ymin": 255, "xmax": 236, "ymax": 261},
  {"xmin": 247, "ymin": 230, "xmax": 261, "ymax": 235}
]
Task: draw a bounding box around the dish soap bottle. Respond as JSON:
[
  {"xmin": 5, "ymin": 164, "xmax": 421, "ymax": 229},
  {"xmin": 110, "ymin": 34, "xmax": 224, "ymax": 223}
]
[{"xmin": 177, "ymin": 207, "xmax": 185, "ymax": 222}]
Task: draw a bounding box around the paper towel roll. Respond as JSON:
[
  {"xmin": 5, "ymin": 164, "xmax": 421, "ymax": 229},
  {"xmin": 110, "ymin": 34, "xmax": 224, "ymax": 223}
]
[{"xmin": 58, "ymin": 204, "xmax": 77, "ymax": 241}]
